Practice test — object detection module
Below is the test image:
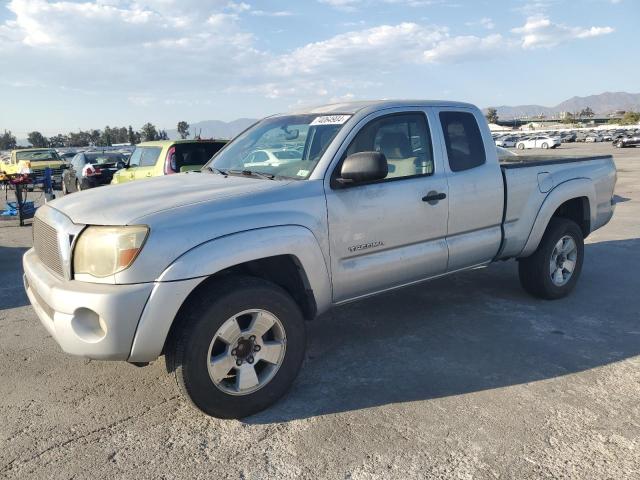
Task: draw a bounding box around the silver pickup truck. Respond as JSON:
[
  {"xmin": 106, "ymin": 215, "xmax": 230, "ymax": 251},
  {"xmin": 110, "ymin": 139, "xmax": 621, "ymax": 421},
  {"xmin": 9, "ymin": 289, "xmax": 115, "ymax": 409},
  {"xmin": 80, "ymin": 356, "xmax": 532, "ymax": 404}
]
[{"xmin": 23, "ymin": 100, "xmax": 616, "ymax": 418}]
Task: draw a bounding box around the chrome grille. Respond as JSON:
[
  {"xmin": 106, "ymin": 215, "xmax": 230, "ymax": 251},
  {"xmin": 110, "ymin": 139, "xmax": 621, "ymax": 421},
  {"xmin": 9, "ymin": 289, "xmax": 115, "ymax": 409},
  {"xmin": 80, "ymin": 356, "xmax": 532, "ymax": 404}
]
[{"xmin": 33, "ymin": 217, "xmax": 64, "ymax": 277}]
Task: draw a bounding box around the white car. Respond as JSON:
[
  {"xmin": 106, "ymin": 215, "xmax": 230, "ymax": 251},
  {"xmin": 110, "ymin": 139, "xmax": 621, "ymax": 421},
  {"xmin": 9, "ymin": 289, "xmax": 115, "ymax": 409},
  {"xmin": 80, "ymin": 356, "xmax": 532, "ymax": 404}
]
[
  {"xmin": 516, "ymin": 135, "xmax": 561, "ymax": 150},
  {"xmin": 243, "ymin": 148, "xmax": 301, "ymax": 167},
  {"xmin": 495, "ymin": 136, "xmax": 517, "ymax": 148},
  {"xmin": 585, "ymin": 134, "xmax": 603, "ymax": 143}
]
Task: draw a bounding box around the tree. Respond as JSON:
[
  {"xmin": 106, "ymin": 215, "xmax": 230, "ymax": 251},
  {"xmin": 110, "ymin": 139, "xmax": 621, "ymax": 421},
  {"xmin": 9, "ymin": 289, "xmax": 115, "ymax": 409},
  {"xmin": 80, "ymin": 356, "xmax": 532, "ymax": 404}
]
[
  {"xmin": 579, "ymin": 107, "xmax": 594, "ymax": 118},
  {"xmin": 140, "ymin": 122, "xmax": 158, "ymax": 142},
  {"xmin": 157, "ymin": 129, "xmax": 168, "ymax": 140},
  {"xmin": 177, "ymin": 121, "xmax": 190, "ymax": 139},
  {"xmin": 485, "ymin": 108, "xmax": 499, "ymax": 124},
  {"xmin": 127, "ymin": 126, "xmax": 139, "ymax": 145},
  {"xmin": 619, "ymin": 111, "xmax": 640, "ymax": 125},
  {"xmin": 0, "ymin": 130, "xmax": 17, "ymax": 150},
  {"xmin": 27, "ymin": 131, "xmax": 49, "ymax": 147},
  {"xmin": 100, "ymin": 126, "xmax": 113, "ymax": 146},
  {"xmin": 48, "ymin": 134, "xmax": 69, "ymax": 148}
]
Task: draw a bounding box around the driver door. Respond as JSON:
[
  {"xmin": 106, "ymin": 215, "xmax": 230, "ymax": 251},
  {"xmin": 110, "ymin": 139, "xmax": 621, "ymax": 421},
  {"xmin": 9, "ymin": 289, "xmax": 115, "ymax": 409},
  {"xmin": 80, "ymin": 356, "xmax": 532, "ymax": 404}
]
[{"xmin": 325, "ymin": 110, "xmax": 449, "ymax": 303}]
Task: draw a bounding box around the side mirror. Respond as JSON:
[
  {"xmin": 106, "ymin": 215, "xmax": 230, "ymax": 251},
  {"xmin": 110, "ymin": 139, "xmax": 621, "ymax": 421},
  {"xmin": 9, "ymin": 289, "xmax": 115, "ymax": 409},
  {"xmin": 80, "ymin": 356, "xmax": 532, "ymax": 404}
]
[{"xmin": 337, "ymin": 151, "xmax": 388, "ymax": 185}]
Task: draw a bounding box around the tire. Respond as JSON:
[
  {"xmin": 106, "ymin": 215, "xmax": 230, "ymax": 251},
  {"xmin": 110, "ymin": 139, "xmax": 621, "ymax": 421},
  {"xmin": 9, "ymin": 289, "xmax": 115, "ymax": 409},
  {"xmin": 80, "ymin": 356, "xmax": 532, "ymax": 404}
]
[
  {"xmin": 517, "ymin": 143, "xmax": 525, "ymax": 150},
  {"xmin": 541, "ymin": 143, "xmax": 549, "ymax": 149},
  {"xmin": 518, "ymin": 218, "xmax": 584, "ymax": 300},
  {"xmin": 166, "ymin": 276, "xmax": 306, "ymax": 418}
]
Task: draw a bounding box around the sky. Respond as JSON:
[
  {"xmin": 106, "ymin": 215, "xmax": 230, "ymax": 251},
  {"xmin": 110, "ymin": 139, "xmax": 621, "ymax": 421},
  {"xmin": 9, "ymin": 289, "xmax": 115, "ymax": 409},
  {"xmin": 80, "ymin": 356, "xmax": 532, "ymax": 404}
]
[{"xmin": 0, "ymin": 0, "xmax": 637, "ymax": 136}]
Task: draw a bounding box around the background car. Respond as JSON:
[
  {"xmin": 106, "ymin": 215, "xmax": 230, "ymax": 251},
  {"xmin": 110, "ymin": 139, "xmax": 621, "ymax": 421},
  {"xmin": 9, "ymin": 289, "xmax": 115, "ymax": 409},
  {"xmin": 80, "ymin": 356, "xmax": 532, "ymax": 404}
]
[
  {"xmin": 111, "ymin": 139, "xmax": 227, "ymax": 184},
  {"xmin": 62, "ymin": 151, "xmax": 126, "ymax": 194},
  {"xmin": 516, "ymin": 135, "xmax": 561, "ymax": 149},
  {"xmin": 495, "ymin": 136, "xmax": 517, "ymax": 148},
  {"xmin": 585, "ymin": 133, "xmax": 603, "ymax": 143},
  {"xmin": 614, "ymin": 133, "xmax": 640, "ymax": 148}
]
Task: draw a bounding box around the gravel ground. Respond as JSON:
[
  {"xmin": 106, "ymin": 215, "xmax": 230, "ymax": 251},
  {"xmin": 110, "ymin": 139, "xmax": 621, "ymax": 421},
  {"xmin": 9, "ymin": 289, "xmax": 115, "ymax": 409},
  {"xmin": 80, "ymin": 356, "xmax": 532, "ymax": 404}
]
[{"xmin": 1, "ymin": 143, "xmax": 639, "ymax": 479}]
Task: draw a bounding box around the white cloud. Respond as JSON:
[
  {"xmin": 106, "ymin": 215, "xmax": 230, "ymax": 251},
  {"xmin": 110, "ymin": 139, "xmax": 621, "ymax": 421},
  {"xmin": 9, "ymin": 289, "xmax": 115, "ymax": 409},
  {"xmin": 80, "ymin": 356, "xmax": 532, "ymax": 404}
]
[
  {"xmin": 512, "ymin": 15, "xmax": 614, "ymax": 49},
  {"xmin": 423, "ymin": 34, "xmax": 507, "ymax": 62},
  {"xmin": 0, "ymin": 0, "xmax": 619, "ymax": 113},
  {"xmin": 318, "ymin": 0, "xmax": 362, "ymax": 11}
]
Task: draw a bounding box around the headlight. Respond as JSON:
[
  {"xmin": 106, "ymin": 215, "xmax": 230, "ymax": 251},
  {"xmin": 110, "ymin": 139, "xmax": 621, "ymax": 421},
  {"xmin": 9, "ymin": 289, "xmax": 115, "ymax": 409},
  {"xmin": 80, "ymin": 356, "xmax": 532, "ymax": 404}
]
[{"xmin": 74, "ymin": 225, "xmax": 149, "ymax": 278}]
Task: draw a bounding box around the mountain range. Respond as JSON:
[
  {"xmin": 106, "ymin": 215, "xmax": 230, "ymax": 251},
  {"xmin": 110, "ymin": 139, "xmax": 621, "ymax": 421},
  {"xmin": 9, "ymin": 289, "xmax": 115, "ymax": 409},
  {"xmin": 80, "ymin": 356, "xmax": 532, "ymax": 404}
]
[{"xmin": 489, "ymin": 91, "xmax": 640, "ymax": 120}]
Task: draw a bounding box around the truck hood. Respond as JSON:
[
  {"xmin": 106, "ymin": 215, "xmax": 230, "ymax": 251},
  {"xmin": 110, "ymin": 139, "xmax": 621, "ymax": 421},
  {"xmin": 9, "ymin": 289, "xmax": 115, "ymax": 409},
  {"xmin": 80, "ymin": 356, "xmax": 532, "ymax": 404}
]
[{"xmin": 50, "ymin": 172, "xmax": 286, "ymax": 225}]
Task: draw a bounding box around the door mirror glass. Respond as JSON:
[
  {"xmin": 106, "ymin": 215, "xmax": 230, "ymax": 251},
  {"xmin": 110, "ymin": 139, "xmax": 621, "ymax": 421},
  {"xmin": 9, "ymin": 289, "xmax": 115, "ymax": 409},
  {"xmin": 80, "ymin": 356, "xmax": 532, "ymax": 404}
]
[{"xmin": 338, "ymin": 151, "xmax": 388, "ymax": 185}]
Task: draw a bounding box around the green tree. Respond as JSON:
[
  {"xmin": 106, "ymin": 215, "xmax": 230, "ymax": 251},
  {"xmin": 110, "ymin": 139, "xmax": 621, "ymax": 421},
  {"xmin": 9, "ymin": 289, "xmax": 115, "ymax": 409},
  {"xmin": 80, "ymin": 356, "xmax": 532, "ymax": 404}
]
[
  {"xmin": 48, "ymin": 134, "xmax": 69, "ymax": 148},
  {"xmin": 579, "ymin": 107, "xmax": 594, "ymax": 118},
  {"xmin": 27, "ymin": 131, "xmax": 49, "ymax": 147},
  {"xmin": 140, "ymin": 122, "xmax": 158, "ymax": 142},
  {"xmin": 485, "ymin": 108, "xmax": 499, "ymax": 124},
  {"xmin": 0, "ymin": 130, "xmax": 17, "ymax": 150},
  {"xmin": 177, "ymin": 121, "xmax": 190, "ymax": 139},
  {"xmin": 619, "ymin": 111, "xmax": 640, "ymax": 125},
  {"xmin": 157, "ymin": 129, "xmax": 168, "ymax": 140},
  {"xmin": 127, "ymin": 126, "xmax": 138, "ymax": 145},
  {"xmin": 115, "ymin": 127, "xmax": 129, "ymax": 144}
]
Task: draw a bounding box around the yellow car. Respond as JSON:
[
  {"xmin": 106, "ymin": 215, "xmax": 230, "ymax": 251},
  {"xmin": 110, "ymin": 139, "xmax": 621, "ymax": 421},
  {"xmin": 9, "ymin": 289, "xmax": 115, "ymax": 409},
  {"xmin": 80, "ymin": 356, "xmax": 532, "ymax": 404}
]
[
  {"xmin": 111, "ymin": 139, "xmax": 227, "ymax": 184},
  {"xmin": 3, "ymin": 148, "xmax": 66, "ymax": 187}
]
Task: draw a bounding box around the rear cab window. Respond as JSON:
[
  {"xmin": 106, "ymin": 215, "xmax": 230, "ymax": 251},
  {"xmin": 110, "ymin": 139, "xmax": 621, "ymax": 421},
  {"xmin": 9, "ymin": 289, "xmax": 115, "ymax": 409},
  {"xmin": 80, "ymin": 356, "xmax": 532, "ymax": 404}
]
[
  {"xmin": 439, "ymin": 111, "xmax": 486, "ymax": 172},
  {"xmin": 174, "ymin": 142, "xmax": 226, "ymax": 170}
]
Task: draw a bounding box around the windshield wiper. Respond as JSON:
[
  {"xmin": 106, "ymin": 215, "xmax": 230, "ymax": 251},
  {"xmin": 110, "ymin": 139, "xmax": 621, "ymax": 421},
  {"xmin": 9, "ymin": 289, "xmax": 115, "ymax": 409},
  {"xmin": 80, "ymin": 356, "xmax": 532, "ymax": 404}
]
[
  {"xmin": 227, "ymin": 169, "xmax": 276, "ymax": 180},
  {"xmin": 206, "ymin": 166, "xmax": 228, "ymax": 176}
]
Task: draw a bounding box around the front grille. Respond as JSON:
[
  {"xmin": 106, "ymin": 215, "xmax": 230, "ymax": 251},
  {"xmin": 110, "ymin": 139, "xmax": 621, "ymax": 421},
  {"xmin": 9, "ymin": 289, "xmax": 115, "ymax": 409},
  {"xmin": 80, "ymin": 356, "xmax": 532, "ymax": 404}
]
[{"xmin": 33, "ymin": 217, "xmax": 64, "ymax": 277}]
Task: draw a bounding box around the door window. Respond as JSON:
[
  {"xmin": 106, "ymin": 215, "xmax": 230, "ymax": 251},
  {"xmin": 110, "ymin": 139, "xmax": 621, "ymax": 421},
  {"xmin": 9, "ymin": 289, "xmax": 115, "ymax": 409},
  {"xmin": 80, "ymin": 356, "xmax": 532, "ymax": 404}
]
[
  {"xmin": 128, "ymin": 149, "xmax": 143, "ymax": 167},
  {"xmin": 139, "ymin": 147, "xmax": 162, "ymax": 167},
  {"xmin": 439, "ymin": 111, "xmax": 486, "ymax": 172},
  {"xmin": 345, "ymin": 113, "xmax": 434, "ymax": 180}
]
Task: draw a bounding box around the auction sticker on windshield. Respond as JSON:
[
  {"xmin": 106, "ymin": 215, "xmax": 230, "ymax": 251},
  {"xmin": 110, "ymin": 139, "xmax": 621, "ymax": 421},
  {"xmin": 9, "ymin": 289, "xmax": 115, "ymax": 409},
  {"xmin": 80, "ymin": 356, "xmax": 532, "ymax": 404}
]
[{"xmin": 310, "ymin": 115, "xmax": 351, "ymax": 126}]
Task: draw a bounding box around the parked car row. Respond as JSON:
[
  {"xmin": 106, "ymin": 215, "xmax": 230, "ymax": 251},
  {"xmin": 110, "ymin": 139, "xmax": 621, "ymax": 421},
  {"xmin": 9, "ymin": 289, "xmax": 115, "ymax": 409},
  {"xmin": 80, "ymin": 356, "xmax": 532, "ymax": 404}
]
[{"xmin": 493, "ymin": 126, "xmax": 640, "ymax": 149}]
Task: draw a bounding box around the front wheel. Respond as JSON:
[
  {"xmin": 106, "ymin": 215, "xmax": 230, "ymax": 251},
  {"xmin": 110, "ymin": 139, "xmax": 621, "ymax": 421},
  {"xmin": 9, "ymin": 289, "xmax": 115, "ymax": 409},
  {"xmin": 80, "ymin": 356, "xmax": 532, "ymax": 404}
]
[
  {"xmin": 541, "ymin": 142, "xmax": 549, "ymax": 149},
  {"xmin": 517, "ymin": 143, "xmax": 525, "ymax": 150},
  {"xmin": 166, "ymin": 276, "xmax": 306, "ymax": 418},
  {"xmin": 518, "ymin": 218, "xmax": 584, "ymax": 299}
]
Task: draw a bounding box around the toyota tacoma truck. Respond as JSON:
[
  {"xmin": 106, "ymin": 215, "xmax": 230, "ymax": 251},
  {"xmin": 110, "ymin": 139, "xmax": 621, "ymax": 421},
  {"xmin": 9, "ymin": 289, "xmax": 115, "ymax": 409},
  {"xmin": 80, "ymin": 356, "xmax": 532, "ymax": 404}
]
[{"xmin": 23, "ymin": 100, "xmax": 616, "ymax": 418}]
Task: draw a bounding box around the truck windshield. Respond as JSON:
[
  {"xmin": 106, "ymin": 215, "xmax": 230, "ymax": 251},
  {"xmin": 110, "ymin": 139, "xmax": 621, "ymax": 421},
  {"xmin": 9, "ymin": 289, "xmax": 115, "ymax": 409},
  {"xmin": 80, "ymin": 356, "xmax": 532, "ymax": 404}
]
[
  {"xmin": 16, "ymin": 150, "xmax": 60, "ymax": 162},
  {"xmin": 205, "ymin": 114, "xmax": 350, "ymax": 179}
]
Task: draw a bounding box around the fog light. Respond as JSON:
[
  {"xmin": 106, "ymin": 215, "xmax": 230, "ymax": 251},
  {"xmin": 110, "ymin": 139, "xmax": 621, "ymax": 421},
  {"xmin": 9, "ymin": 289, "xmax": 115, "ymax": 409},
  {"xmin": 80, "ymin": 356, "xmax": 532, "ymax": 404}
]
[{"xmin": 71, "ymin": 308, "xmax": 107, "ymax": 342}]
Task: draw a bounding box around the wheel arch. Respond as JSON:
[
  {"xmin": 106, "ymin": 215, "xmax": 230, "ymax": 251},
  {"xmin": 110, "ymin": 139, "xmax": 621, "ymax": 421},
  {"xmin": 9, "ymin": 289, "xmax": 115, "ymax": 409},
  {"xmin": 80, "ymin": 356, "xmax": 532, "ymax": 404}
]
[
  {"xmin": 127, "ymin": 226, "xmax": 331, "ymax": 363},
  {"xmin": 518, "ymin": 178, "xmax": 595, "ymax": 258}
]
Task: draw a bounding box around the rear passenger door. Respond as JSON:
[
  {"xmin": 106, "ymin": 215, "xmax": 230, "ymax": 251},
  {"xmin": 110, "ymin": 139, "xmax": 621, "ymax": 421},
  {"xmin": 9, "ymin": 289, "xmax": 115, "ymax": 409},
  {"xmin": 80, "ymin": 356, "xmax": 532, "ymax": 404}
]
[{"xmin": 434, "ymin": 108, "xmax": 504, "ymax": 271}]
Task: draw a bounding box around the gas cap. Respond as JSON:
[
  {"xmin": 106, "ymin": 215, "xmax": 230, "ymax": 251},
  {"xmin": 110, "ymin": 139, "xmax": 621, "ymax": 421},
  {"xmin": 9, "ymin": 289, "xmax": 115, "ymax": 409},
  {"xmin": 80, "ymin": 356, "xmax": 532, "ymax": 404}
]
[{"xmin": 537, "ymin": 172, "xmax": 554, "ymax": 193}]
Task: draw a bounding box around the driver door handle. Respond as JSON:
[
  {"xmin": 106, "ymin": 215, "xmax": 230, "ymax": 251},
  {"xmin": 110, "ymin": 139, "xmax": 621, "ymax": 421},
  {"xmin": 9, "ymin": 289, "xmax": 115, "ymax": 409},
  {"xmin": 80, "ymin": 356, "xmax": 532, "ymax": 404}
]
[{"xmin": 422, "ymin": 191, "xmax": 446, "ymax": 204}]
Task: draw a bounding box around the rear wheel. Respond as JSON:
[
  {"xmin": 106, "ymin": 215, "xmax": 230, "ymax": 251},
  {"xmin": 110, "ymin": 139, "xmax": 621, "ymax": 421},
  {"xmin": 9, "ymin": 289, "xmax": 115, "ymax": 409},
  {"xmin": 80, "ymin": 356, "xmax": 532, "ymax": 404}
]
[
  {"xmin": 541, "ymin": 142, "xmax": 549, "ymax": 149},
  {"xmin": 166, "ymin": 276, "xmax": 306, "ymax": 418},
  {"xmin": 517, "ymin": 143, "xmax": 525, "ymax": 150},
  {"xmin": 518, "ymin": 218, "xmax": 584, "ymax": 300}
]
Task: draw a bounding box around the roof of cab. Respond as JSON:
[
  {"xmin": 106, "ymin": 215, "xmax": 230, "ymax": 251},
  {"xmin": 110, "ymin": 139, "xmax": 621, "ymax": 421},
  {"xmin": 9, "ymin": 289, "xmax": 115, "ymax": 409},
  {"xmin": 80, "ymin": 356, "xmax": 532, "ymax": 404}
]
[
  {"xmin": 136, "ymin": 139, "xmax": 228, "ymax": 148},
  {"xmin": 287, "ymin": 99, "xmax": 477, "ymax": 115}
]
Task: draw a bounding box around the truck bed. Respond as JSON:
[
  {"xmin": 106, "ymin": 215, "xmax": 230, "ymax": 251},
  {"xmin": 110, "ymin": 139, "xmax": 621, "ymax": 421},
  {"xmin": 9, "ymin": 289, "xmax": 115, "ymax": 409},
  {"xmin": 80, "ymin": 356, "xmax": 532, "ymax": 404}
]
[{"xmin": 496, "ymin": 153, "xmax": 616, "ymax": 261}]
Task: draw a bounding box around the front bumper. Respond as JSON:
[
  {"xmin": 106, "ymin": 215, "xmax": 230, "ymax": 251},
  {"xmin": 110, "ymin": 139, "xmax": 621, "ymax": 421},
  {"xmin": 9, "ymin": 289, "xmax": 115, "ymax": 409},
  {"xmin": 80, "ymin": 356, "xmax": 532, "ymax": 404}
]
[{"xmin": 23, "ymin": 248, "xmax": 153, "ymax": 360}]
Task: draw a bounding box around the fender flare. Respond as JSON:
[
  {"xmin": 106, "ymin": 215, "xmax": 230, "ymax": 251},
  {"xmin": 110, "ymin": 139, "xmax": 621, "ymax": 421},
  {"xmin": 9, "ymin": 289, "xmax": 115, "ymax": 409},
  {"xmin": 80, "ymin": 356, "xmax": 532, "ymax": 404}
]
[
  {"xmin": 128, "ymin": 226, "xmax": 332, "ymax": 363},
  {"xmin": 518, "ymin": 178, "xmax": 595, "ymax": 258}
]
